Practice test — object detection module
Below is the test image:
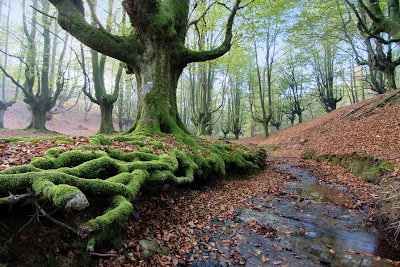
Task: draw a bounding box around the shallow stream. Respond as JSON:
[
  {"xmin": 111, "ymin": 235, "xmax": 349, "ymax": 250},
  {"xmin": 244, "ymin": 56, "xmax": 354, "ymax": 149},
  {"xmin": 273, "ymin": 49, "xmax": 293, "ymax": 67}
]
[{"xmin": 192, "ymin": 160, "xmax": 399, "ymax": 266}]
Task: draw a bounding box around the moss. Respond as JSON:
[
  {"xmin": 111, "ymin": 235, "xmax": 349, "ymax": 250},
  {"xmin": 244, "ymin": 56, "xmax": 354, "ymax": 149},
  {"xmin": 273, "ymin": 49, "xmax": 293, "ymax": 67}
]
[
  {"xmin": 31, "ymin": 150, "xmax": 109, "ymax": 169},
  {"xmin": 126, "ymin": 140, "xmax": 145, "ymax": 147},
  {"xmin": 139, "ymin": 147, "xmax": 154, "ymax": 154},
  {"xmin": 32, "ymin": 179, "xmax": 88, "ymax": 210},
  {"xmin": 0, "ymin": 165, "xmax": 41, "ymax": 174},
  {"xmin": 111, "ymin": 136, "xmax": 136, "ymax": 142},
  {"xmin": 59, "ymin": 157, "xmax": 125, "ymax": 179},
  {"xmin": 149, "ymin": 141, "xmax": 164, "ymax": 149},
  {"xmin": 106, "ymin": 147, "xmax": 159, "ymax": 162},
  {"xmin": 0, "ymin": 135, "xmax": 73, "ymax": 144},
  {"xmin": 88, "ymin": 134, "xmax": 112, "ymax": 145},
  {"xmin": 84, "ymin": 195, "xmax": 132, "ymax": 232},
  {"xmin": 0, "ymin": 132, "xmax": 266, "ymax": 245},
  {"xmin": 125, "ymin": 160, "xmax": 172, "ymax": 172}
]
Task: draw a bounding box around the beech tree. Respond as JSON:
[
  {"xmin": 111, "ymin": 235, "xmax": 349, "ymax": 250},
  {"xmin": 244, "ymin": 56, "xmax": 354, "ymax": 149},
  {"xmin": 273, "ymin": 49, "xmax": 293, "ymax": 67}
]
[{"xmin": 49, "ymin": 0, "xmax": 247, "ymax": 136}]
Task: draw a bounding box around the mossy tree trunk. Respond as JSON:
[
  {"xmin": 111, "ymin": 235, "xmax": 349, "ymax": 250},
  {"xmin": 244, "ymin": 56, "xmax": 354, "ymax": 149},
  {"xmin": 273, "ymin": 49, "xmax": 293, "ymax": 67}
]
[
  {"xmin": 81, "ymin": 0, "xmax": 122, "ymax": 135},
  {"xmin": 50, "ymin": 0, "xmax": 242, "ymax": 136}
]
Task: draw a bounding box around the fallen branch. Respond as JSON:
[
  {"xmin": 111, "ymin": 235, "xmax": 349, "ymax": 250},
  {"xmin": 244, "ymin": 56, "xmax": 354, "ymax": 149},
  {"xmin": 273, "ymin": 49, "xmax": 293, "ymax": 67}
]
[{"xmin": 33, "ymin": 201, "xmax": 80, "ymax": 236}]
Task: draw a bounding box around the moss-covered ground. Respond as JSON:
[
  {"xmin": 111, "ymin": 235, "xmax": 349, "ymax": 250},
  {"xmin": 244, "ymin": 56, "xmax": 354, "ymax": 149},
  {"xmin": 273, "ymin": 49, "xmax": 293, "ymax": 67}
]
[{"xmin": 0, "ymin": 133, "xmax": 266, "ymax": 254}]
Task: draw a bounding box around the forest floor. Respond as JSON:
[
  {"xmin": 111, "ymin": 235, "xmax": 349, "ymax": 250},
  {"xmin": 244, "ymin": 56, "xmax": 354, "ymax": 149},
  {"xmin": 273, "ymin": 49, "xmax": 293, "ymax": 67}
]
[{"xmin": 0, "ymin": 90, "xmax": 400, "ymax": 266}]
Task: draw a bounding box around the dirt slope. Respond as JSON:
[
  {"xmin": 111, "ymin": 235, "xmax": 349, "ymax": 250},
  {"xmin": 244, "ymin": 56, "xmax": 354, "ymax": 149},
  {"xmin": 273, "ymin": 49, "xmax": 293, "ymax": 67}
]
[{"xmin": 236, "ymin": 90, "xmax": 400, "ymax": 164}]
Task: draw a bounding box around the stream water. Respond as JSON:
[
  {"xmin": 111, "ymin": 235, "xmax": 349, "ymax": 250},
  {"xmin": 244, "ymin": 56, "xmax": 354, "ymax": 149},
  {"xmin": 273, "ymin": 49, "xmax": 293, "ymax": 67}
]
[
  {"xmin": 266, "ymin": 162, "xmax": 399, "ymax": 266},
  {"xmin": 192, "ymin": 160, "xmax": 399, "ymax": 266}
]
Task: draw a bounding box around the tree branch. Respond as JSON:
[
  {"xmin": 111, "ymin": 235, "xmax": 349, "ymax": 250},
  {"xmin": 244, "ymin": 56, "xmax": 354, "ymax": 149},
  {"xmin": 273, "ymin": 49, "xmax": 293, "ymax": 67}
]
[
  {"xmin": 187, "ymin": 1, "xmax": 217, "ymax": 29},
  {"xmin": 30, "ymin": 5, "xmax": 57, "ymax": 20},
  {"xmin": 182, "ymin": 0, "xmax": 242, "ymax": 64},
  {"xmin": 49, "ymin": 0, "xmax": 136, "ymax": 65},
  {"xmin": 0, "ymin": 65, "xmax": 29, "ymax": 96}
]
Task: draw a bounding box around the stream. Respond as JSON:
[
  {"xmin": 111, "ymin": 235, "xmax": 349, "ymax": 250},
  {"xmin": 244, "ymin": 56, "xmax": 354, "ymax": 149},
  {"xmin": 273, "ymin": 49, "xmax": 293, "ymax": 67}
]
[{"xmin": 191, "ymin": 160, "xmax": 399, "ymax": 267}]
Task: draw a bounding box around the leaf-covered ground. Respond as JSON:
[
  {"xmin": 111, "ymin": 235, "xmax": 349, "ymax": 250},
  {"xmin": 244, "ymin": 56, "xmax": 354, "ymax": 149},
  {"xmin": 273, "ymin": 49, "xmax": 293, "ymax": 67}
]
[{"xmin": 235, "ymin": 89, "xmax": 400, "ymax": 166}]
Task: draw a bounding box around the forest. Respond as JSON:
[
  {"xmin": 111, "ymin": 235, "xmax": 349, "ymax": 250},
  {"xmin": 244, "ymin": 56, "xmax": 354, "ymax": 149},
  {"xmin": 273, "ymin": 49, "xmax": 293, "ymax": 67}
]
[{"xmin": 0, "ymin": 0, "xmax": 400, "ymax": 266}]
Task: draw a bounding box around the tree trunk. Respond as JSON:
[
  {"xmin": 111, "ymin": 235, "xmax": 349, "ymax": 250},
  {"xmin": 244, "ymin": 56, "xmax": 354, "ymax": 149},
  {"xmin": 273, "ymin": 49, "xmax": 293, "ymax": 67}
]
[
  {"xmin": 98, "ymin": 100, "xmax": 115, "ymax": 134},
  {"xmin": 27, "ymin": 102, "xmax": 47, "ymax": 130},
  {"xmin": 124, "ymin": 49, "xmax": 189, "ymax": 136},
  {"xmin": 384, "ymin": 67, "xmax": 397, "ymax": 91},
  {"xmin": 262, "ymin": 120, "xmax": 269, "ymax": 139},
  {"xmin": 233, "ymin": 129, "xmax": 240, "ymax": 139}
]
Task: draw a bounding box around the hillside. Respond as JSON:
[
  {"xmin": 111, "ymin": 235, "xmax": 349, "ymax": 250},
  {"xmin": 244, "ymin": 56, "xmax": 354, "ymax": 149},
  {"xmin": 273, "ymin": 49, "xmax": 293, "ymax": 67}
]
[{"xmin": 236, "ymin": 89, "xmax": 400, "ymax": 165}]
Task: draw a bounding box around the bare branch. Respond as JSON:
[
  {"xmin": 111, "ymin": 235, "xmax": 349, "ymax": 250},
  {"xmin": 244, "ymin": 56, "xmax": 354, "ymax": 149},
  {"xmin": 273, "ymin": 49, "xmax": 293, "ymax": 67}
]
[
  {"xmin": 183, "ymin": 0, "xmax": 242, "ymax": 64},
  {"xmin": 85, "ymin": 0, "xmax": 106, "ymax": 31},
  {"xmin": 30, "ymin": 5, "xmax": 57, "ymax": 19},
  {"xmin": 187, "ymin": 1, "xmax": 217, "ymax": 29}
]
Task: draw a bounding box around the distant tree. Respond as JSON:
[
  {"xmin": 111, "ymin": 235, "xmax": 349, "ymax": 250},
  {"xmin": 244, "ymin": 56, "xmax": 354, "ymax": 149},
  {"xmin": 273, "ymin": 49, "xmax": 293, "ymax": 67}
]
[
  {"xmin": 311, "ymin": 42, "xmax": 343, "ymax": 112},
  {"xmin": 270, "ymin": 108, "xmax": 283, "ymax": 131},
  {"xmin": 79, "ymin": 0, "xmax": 123, "ymax": 134},
  {"xmin": 0, "ymin": 0, "xmax": 17, "ymax": 128},
  {"xmin": 0, "ymin": 0, "xmax": 65, "ymax": 131},
  {"xmin": 280, "ymin": 52, "xmax": 309, "ymax": 124},
  {"xmin": 229, "ymin": 70, "xmax": 244, "ymax": 139}
]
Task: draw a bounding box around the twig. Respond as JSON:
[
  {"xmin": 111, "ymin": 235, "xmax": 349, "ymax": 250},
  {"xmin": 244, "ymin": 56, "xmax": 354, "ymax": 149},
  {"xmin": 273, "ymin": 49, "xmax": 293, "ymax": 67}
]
[
  {"xmin": 30, "ymin": 5, "xmax": 56, "ymax": 19},
  {"xmin": 33, "ymin": 201, "xmax": 80, "ymax": 236},
  {"xmin": 90, "ymin": 252, "xmax": 119, "ymax": 257},
  {"xmin": 0, "ymin": 221, "xmax": 9, "ymax": 230}
]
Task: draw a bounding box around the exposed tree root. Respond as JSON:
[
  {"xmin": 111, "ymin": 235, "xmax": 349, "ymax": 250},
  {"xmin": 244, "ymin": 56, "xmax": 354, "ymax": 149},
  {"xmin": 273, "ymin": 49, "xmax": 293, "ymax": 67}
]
[{"xmin": 0, "ymin": 133, "xmax": 266, "ymax": 251}]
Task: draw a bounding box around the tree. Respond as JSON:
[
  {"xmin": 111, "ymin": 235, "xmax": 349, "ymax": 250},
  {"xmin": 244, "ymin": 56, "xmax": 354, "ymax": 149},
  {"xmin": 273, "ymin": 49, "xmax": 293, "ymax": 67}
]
[
  {"xmin": 311, "ymin": 42, "xmax": 343, "ymax": 112},
  {"xmin": 49, "ymin": 0, "xmax": 244, "ymax": 136},
  {"xmin": 344, "ymin": 0, "xmax": 400, "ymax": 91},
  {"xmin": 80, "ymin": 0, "xmax": 123, "ymax": 134},
  {"xmin": 270, "ymin": 107, "xmax": 283, "ymax": 131},
  {"xmin": 0, "ymin": 0, "xmax": 65, "ymax": 131},
  {"xmin": 280, "ymin": 51, "xmax": 310, "ymax": 124}
]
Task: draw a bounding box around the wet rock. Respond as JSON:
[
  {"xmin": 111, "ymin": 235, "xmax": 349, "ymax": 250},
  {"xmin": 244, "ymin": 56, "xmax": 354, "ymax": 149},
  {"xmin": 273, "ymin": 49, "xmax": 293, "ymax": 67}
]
[{"xmin": 138, "ymin": 238, "xmax": 159, "ymax": 259}]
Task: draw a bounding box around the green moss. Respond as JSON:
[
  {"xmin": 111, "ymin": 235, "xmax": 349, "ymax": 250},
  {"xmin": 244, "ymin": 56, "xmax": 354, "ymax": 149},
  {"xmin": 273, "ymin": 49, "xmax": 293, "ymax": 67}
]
[
  {"xmin": 88, "ymin": 134, "xmax": 112, "ymax": 145},
  {"xmin": 139, "ymin": 147, "xmax": 154, "ymax": 154},
  {"xmin": 0, "ymin": 132, "xmax": 266, "ymax": 244},
  {"xmin": 0, "ymin": 135, "xmax": 73, "ymax": 144},
  {"xmin": 126, "ymin": 140, "xmax": 145, "ymax": 147},
  {"xmin": 149, "ymin": 141, "xmax": 164, "ymax": 149},
  {"xmin": 32, "ymin": 179, "xmax": 88, "ymax": 210},
  {"xmin": 0, "ymin": 165, "xmax": 41, "ymax": 174},
  {"xmin": 84, "ymin": 195, "xmax": 132, "ymax": 232},
  {"xmin": 59, "ymin": 157, "xmax": 125, "ymax": 179}
]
